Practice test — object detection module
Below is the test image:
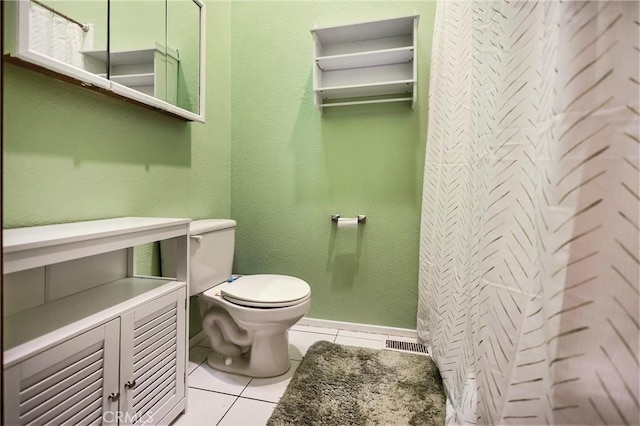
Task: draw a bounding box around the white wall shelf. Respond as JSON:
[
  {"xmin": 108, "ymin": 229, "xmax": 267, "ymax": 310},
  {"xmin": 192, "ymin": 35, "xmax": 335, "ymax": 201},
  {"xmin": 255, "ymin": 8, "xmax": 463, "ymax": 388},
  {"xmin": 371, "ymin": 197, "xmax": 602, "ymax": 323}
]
[
  {"xmin": 82, "ymin": 49, "xmax": 155, "ymax": 67},
  {"xmin": 81, "ymin": 46, "xmax": 179, "ymax": 101},
  {"xmin": 318, "ymin": 80, "xmax": 414, "ymax": 100},
  {"xmin": 311, "ymin": 15, "xmax": 419, "ymax": 111},
  {"xmin": 3, "ymin": 217, "xmax": 190, "ymax": 425},
  {"xmin": 316, "ymin": 46, "xmax": 414, "ymax": 71},
  {"xmin": 111, "ymin": 73, "xmax": 155, "ymax": 87}
]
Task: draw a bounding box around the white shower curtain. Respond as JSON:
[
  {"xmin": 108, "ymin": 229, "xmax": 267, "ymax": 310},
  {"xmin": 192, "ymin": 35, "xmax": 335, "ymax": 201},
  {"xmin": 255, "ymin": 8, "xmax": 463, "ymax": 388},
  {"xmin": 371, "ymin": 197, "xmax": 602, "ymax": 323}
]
[
  {"xmin": 418, "ymin": 1, "xmax": 639, "ymax": 424},
  {"xmin": 29, "ymin": 2, "xmax": 88, "ymax": 69}
]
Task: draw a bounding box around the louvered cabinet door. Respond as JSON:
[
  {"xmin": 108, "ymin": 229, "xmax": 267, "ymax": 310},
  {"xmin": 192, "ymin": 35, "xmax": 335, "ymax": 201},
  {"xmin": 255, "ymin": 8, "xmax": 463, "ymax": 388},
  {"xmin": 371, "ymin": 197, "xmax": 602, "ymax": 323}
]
[
  {"xmin": 119, "ymin": 288, "xmax": 186, "ymax": 425},
  {"xmin": 4, "ymin": 319, "xmax": 121, "ymax": 426}
]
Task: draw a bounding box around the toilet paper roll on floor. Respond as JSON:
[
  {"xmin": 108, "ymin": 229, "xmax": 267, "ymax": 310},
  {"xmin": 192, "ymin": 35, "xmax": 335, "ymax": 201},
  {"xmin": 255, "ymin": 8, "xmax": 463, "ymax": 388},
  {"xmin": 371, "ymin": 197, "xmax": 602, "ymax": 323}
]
[{"xmin": 337, "ymin": 217, "xmax": 358, "ymax": 228}]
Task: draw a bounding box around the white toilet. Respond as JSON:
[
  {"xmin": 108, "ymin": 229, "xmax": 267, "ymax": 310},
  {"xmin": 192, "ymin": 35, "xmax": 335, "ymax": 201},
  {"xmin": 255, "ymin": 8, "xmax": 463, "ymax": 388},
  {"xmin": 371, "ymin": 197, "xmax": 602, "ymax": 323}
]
[{"xmin": 164, "ymin": 219, "xmax": 311, "ymax": 378}]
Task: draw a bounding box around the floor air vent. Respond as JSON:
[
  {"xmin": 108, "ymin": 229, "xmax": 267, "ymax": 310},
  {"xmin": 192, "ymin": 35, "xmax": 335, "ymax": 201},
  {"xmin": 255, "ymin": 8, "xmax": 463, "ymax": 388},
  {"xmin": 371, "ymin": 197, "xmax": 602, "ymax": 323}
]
[{"xmin": 385, "ymin": 339, "xmax": 429, "ymax": 355}]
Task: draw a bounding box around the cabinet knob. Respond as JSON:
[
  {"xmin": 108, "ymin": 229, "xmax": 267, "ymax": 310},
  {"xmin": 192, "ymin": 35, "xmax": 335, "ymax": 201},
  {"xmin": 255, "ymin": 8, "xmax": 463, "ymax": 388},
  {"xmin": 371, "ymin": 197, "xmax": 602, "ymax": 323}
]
[
  {"xmin": 125, "ymin": 380, "xmax": 137, "ymax": 389},
  {"xmin": 108, "ymin": 392, "xmax": 120, "ymax": 401}
]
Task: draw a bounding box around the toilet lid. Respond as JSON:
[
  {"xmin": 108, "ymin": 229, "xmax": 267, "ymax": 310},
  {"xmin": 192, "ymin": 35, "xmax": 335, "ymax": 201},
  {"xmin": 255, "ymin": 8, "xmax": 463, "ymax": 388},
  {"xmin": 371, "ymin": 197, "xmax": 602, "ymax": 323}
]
[{"xmin": 220, "ymin": 274, "xmax": 310, "ymax": 308}]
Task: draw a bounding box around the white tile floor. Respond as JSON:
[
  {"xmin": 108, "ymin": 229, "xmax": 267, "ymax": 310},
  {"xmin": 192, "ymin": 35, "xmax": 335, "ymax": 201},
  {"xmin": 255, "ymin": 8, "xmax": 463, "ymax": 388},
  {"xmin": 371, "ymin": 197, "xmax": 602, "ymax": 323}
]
[{"xmin": 173, "ymin": 324, "xmax": 419, "ymax": 426}]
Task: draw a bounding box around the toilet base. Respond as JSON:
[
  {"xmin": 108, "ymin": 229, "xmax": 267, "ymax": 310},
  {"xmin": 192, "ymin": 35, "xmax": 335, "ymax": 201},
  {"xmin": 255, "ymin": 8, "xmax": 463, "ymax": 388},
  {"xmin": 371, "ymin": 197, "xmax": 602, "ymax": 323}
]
[{"xmin": 206, "ymin": 331, "xmax": 291, "ymax": 378}]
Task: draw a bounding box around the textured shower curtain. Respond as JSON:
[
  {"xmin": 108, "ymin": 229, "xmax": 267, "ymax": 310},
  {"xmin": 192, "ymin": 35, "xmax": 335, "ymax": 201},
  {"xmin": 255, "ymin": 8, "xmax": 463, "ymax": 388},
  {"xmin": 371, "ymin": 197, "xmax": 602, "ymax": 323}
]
[
  {"xmin": 29, "ymin": 2, "xmax": 87, "ymax": 69},
  {"xmin": 418, "ymin": 1, "xmax": 639, "ymax": 424}
]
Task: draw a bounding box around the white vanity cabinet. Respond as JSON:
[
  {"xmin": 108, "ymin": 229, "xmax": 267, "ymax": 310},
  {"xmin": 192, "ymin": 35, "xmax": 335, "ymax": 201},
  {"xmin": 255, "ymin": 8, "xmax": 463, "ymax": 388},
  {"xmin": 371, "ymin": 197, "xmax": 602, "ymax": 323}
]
[
  {"xmin": 311, "ymin": 15, "xmax": 419, "ymax": 111},
  {"xmin": 4, "ymin": 318, "xmax": 121, "ymax": 425},
  {"xmin": 2, "ymin": 217, "xmax": 190, "ymax": 425},
  {"xmin": 119, "ymin": 290, "xmax": 186, "ymax": 424}
]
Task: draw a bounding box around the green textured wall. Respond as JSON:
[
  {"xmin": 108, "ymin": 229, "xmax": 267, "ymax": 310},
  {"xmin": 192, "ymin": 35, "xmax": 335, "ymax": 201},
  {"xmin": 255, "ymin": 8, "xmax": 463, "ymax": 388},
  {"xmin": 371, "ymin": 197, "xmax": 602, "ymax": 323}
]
[
  {"xmin": 3, "ymin": 0, "xmax": 435, "ymax": 334},
  {"xmin": 2, "ymin": 1, "xmax": 231, "ymax": 336},
  {"xmin": 230, "ymin": 1, "xmax": 435, "ymax": 329},
  {"xmin": 3, "ymin": 1, "xmax": 230, "ymax": 227}
]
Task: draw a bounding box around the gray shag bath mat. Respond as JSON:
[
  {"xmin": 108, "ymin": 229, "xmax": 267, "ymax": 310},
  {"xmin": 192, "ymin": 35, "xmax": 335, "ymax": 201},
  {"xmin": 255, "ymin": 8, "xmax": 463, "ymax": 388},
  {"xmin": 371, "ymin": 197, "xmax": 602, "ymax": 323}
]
[{"xmin": 267, "ymin": 341, "xmax": 446, "ymax": 425}]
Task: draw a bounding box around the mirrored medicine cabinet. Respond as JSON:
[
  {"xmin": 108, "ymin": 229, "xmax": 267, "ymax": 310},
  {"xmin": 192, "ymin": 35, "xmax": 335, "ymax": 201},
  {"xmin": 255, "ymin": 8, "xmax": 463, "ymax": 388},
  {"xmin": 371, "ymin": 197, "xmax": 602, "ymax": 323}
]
[{"xmin": 5, "ymin": 0, "xmax": 205, "ymax": 122}]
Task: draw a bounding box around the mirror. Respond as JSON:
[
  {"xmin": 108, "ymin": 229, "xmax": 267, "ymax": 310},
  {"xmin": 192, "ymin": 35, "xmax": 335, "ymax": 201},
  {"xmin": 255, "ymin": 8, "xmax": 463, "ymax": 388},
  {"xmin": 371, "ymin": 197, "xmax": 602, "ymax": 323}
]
[
  {"xmin": 167, "ymin": 0, "xmax": 201, "ymax": 114},
  {"xmin": 107, "ymin": 0, "xmax": 168, "ymax": 102},
  {"xmin": 8, "ymin": 0, "xmax": 205, "ymax": 122}
]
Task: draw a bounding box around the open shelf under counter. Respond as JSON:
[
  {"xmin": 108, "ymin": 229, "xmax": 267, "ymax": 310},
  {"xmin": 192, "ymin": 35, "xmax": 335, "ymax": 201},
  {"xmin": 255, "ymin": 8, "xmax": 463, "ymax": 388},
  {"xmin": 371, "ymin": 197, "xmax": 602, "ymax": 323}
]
[{"xmin": 3, "ymin": 277, "xmax": 184, "ymax": 366}]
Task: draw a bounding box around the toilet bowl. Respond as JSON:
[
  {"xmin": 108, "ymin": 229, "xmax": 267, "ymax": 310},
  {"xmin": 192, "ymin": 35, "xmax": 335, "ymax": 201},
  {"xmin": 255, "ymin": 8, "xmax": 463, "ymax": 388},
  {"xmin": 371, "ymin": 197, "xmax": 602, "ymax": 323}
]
[
  {"xmin": 162, "ymin": 219, "xmax": 311, "ymax": 378},
  {"xmin": 200, "ymin": 275, "xmax": 310, "ymax": 377}
]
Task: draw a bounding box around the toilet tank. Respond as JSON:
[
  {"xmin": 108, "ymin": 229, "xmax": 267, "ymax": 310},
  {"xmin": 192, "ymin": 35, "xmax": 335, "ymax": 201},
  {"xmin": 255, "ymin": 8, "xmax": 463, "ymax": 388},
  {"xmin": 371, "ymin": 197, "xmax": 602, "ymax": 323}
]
[{"xmin": 161, "ymin": 219, "xmax": 236, "ymax": 296}]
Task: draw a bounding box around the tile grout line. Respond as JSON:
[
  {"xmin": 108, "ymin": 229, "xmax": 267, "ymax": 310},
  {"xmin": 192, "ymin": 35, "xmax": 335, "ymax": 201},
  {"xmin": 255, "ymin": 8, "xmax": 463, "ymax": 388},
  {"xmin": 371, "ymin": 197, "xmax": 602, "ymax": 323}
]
[
  {"xmin": 336, "ymin": 335, "xmax": 388, "ymax": 343},
  {"xmin": 216, "ymin": 377, "xmax": 255, "ymax": 426},
  {"xmin": 215, "ymin": 395, "xmax": 241, "ymax": 426},
  {"xmin": 188, "ymin": 385, "xmax": 244, "ymax": 399},
  {"xmin": 235, "ymin": 395, "xmax": 279, "ymax": 405},
  {"xmin": 188, "ymin": 353, "xmax": 209, "ymax": 375},
  {"xmin": 290, "ymin": 330, "xmax": 339, "ymax": 337},
  {"xmin": 237, "ymin": 375, "xmax": 254, "ymax": 399},
  {"xmin": 291, "ymin": 326, "xmax": 340, "ymax": 334}
]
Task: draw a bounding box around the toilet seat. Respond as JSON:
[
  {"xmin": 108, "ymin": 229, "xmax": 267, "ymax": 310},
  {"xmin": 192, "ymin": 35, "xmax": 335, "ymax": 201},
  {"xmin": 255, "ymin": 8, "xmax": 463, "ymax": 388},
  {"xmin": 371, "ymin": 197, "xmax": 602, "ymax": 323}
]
[
  {"xmin": 222, "ymin": 293, "xmax": 309, "ymax": 308},
  {"xmin": 202, "ymin": 274, "xmax": 311, "ymax": 308}
]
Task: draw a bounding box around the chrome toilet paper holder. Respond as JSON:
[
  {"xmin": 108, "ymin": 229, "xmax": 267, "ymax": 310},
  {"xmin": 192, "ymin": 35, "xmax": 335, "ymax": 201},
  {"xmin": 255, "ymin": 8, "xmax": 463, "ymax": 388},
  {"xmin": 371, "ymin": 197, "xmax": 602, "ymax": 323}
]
[{"xmin": 331, "ymin": 214, "xmax": 366, "ymax": 224}]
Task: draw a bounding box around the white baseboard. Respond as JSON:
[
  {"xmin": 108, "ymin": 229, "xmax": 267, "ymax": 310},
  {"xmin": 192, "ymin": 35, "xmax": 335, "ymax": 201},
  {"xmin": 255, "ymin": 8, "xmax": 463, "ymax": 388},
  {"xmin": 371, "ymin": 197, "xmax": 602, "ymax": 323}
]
[
  {"xmin": 189, "ymin": 330, "xmax": 206, "ymax": 348},
  {"xmin": 298, "ymin": 317, "xmax": 417, "ymax": 338}
]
